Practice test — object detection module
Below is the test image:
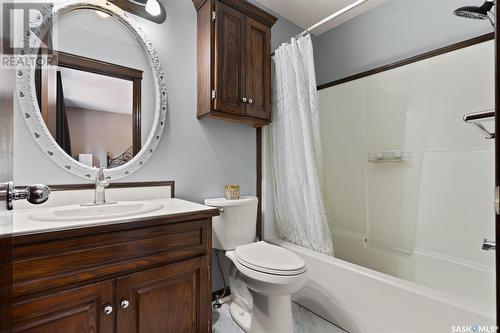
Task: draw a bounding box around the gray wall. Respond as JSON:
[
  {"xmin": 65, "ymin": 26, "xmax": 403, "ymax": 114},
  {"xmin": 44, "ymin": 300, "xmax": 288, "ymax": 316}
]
[
  {"xmin": 266, "ymin": 6, "xmax": 304, "ymax": 50},
  {"xmin": 12, "ymin": 0, "xmax": 302, "ymax": 292},
  {"xmin": 14, "ymin": 0, "xmax": 257, "ymax": 202},
  {"xmin": 315, "ymin": 0, "xmax": 493, "ymax": 86}
]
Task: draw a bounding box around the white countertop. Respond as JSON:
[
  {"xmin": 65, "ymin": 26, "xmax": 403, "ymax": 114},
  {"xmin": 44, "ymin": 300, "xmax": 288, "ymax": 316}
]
[{"xmin": 12, "ymin": 198, "xmax": 217, "ymax": 235}]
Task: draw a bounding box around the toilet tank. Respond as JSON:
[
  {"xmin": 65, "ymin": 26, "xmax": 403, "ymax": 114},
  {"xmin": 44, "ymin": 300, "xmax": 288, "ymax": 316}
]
[{"xmin": 204, "ymin": 196, "xmax": 258, "ymax": 250}]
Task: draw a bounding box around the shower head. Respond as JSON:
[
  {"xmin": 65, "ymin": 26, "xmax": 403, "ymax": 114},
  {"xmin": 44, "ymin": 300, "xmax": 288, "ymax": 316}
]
[{"xmin": 454, "ymin": 0, "xmax": 495, "ymax": 26}]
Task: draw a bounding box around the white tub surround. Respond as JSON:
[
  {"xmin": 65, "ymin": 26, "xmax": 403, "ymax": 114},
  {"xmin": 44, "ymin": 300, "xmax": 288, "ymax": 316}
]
[
  {"xmin": 271, "ymin": 239, "xmax": 494, "ymax": 333},
  {"xmin": 317, "ymin": 39, "xmax": 495, "ymax": 309}
]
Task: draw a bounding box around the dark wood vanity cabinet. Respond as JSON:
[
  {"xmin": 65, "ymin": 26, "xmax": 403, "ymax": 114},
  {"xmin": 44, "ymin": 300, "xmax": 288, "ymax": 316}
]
[
  {"xmin": 116, "ymin": 257, "xmax": 208, "ymax": 333},
  {"xmin": 14, "ymin": 280, "xmax": 115, "ymax": 333},
  {"xmin": 193, "ymin": 0, "xmax": 276, "ymax": 127},
  {"xmin": 12, "ymin": 212, "xmax": 217, "ymax": 333}
]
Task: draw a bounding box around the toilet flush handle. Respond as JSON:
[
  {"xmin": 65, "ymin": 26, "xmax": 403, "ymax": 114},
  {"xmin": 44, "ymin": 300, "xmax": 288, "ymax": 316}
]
[{"xmin": 218, "ymin": 208, "xmax": 227, "ymax": 214}]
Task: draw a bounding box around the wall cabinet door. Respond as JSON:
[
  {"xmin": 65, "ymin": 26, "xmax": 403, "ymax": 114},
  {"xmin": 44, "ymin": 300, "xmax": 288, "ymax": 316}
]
[
  {"xmin": 214, "ymin": 1, "xmax": 245, "ymax": 115},
  {"xmin": 116, "ymin": 257, "xmax": 209, "ymax": 333},
  {"xmin": 244, "ymin": 17, "xmax": 272, "ymax": 121},
  {"xmin": 13, "ymin": 280, "xmax": 114, "ymax": 333},
  {"xmin": 194, "ymin": 0, "xmax": 276, "ymax": 126}
]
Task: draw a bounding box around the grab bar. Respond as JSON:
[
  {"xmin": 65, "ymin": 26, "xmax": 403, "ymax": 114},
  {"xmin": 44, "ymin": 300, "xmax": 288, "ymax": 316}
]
[{"xmin": 463, "ymin": 110, "xmax": 495, "ymax": 139}]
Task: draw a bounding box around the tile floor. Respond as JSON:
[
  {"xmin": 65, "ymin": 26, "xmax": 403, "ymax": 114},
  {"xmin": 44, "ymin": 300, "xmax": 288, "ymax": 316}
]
[{"xmin": 212, "ymin": 299, "xmax": 346, "ymax": 333}]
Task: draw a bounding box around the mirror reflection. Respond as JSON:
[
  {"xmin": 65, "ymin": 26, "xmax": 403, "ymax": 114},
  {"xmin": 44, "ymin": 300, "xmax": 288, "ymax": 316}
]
[{"xmin": 35, "ymin": 8, "xmax": 155, "ymax": 168}]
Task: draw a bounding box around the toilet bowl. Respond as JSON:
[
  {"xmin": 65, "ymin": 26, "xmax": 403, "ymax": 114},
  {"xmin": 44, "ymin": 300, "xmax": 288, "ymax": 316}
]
[
  {"xmin": 226, "ymin": 241, "xmax": 307, "ymax": 333},
  {"xmin": 204, "ymin": 196, "xmax": 307, "ymax": 333}
]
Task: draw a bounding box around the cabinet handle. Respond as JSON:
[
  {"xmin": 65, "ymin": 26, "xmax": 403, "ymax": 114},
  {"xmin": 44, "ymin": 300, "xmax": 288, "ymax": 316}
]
[
  {"xmin": 103, "ymin": 305, "xmax": 113, "ymax": 315},
  {"xmin": 120, "ymin": 299, "xmax": 130, "ymax": 309},
  {"xmin": 241, "ymin": 97, "xmax": 248, "ymax": 103},
  {"xmin": 248, "ymin": 98, "xmax": 253, "ymax": 104}
]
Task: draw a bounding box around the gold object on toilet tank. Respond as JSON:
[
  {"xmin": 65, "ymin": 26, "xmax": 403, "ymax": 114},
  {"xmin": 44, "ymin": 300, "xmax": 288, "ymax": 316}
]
[{"xmin": 224, "ymin": 185, "xmax": 240, "ymax": 200}]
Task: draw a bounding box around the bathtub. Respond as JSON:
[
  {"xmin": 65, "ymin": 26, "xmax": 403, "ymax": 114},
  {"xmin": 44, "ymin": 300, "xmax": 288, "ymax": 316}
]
[{"xmin": 269, "ymin": 239, "xmax": 495, "ymax": 333}]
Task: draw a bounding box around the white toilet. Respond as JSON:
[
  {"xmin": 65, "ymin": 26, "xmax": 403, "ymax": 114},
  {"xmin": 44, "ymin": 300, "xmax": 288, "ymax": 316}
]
[{"xmin": 205, "ymin": 196, "xmax": 307, "ymax": 333}]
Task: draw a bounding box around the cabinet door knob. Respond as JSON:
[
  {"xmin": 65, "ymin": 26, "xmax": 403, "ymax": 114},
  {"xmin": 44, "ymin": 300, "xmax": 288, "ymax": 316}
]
[
  {"xmin": 103, "ymin": 305, "xmax": 113, "ymax": 315},
  {"xmin": 241, "ymin": 97, "xmax": 248, "ymax": 103},
  {"xmin": 120, "ymin": 299, "xmax": 130, "ymax": 309},
  {"xmin": 248, "ymin": 98, "xmax": 253, "ymax": 104}
]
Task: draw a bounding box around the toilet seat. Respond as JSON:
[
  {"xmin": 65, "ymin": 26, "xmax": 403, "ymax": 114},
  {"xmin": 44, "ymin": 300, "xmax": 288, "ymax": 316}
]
[{"xmin": 235, "ymin": 241, "xmax": 306, "ymax": 276}]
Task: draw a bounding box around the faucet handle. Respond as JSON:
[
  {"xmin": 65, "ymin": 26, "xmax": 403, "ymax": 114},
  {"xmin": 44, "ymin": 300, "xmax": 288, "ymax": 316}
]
[{"xmin": 482, "ymin": 238, "xmax": 496, "ymax": 251}]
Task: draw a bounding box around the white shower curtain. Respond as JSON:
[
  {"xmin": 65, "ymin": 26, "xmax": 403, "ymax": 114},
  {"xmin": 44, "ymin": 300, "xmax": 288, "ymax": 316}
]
[{"xmin": 270, "ymin": 35, "xmax": 333, "ymax": 255}]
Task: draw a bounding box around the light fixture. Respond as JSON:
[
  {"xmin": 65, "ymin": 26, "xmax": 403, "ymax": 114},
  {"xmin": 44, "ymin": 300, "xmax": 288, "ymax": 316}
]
[
  {"xmin": 116, "ymin": 0, "xmax": 166, "ymax": 23},
  {"xmin": 145, "ymin": 0, "xmax": 161, "ymax": 16}
]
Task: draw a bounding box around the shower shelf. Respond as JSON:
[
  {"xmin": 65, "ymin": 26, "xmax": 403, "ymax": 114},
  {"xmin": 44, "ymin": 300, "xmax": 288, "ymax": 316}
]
[
  {"xmin": 463, "ymin": 109, "xmax": 495, "ymax": 139},
  {"xmin": 368, "ymin": 150, "xmax": 410, "ymax": 163}
]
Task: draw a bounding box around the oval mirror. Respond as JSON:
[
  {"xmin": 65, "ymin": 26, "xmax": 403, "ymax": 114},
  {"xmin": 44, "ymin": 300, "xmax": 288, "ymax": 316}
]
[{"xmin": 16, "ymin": 0, "xmax": 167, "ymax": 180}]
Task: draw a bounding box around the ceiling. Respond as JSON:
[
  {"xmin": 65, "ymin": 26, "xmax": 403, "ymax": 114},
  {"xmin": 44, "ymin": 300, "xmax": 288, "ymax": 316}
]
[
  {"xmin": 254, "ymin": 0, "xmax": 385, "ymax": 36},
  {"xmin": 61, "ymin": 67, "xmax": 133, "ymax": 115}
]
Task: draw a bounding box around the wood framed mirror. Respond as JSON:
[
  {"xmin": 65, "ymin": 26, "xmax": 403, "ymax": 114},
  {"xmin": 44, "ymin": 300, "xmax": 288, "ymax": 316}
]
[{"xmin": 35, "ymin": 51, "xmax": 144, "ymax": 164}]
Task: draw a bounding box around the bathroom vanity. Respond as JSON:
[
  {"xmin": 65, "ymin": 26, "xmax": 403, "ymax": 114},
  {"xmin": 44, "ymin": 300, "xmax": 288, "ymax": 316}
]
[
  {"xmin": 7, "ymin": 1, "xmax": 220, "ymax": 332},
  {"xmin": 11, "ymin": 189, "xmax": 219, "ymax": 333}
]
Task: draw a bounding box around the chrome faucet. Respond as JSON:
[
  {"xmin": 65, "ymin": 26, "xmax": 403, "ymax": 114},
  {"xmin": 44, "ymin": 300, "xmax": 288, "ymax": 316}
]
[{"xmin": 94, "ymin": 168, "xmax": 110, "ymax": 205}]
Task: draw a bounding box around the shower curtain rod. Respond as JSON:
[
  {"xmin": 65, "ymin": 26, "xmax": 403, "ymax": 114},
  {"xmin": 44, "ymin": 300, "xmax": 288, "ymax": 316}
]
[{"xmin": 271, "ymin": 0, "xmax": 368, "ymax": 56}]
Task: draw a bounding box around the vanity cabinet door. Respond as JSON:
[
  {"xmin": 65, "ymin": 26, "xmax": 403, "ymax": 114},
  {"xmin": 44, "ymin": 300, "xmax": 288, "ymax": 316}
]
[
  {"xmin": 244, "ymin": 16, "xmax": 272, "ymax": 121},
  {"xmin": 116, "ymin": 256, "xmax": 209, "ymax": 333},
  {"xmin": 214, "ymin": 1, "xmax": 246, "ymax": 116},
  {"xmin": 13, "ymin": 280, "xmax": 114, "ymax": 333}
]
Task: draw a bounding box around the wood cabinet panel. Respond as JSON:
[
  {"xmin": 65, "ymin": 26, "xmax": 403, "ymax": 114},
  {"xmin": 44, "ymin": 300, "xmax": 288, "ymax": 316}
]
[
  {"xmin": 194, "ymin": 0, "xmax": 276, "ymax": 127},
  {"xmin": 116, "ymin": 257, "xmax": 209, "ymax": 333},
  {"xmin": 13, "ymin": 280, "xmax": 114, "ymax": 333},
  {"xmin": 244, "ymin": 17, "xmax": 271, "ymax": 120},
  {"xmin": 195, "ymin": 0, "xmax": 213, "ymax": 117},
  {"xmin": 13, "ymin": 220, "xmax": 208, "ymax": 297},
  {"xmin": 215, "ymin": 2, "xmax": 245, "ymax": 115}
]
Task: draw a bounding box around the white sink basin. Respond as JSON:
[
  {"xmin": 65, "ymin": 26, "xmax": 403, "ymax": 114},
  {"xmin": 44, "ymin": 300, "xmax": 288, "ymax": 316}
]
[{"xmin": 29, "ymin": 201, "xmax": 164, "ymax": 222}]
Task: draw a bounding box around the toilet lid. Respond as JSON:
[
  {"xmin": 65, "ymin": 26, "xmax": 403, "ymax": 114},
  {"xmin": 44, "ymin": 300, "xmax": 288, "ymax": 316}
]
[{"xmin": 235, "ymin": 242, "xmax": 306, "ymax": 276}]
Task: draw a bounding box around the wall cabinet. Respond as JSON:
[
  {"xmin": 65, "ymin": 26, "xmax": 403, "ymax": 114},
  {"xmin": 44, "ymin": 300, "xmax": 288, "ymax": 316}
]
[
  {"xmin": 12, "ymin": 213, "xmax": 217, "ymax": 333},
  {"xmin": 193, "ymin": 0, "xmax": 277, "ymax": 127}
]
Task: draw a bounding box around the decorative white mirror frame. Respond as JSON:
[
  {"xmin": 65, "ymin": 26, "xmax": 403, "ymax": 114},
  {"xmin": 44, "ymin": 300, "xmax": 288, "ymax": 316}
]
[{"xmin": 16, "ymin": 0, "xmax": 167, "ymax": 181}]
